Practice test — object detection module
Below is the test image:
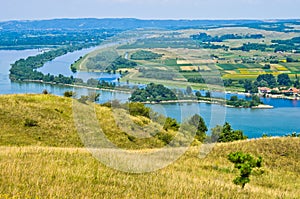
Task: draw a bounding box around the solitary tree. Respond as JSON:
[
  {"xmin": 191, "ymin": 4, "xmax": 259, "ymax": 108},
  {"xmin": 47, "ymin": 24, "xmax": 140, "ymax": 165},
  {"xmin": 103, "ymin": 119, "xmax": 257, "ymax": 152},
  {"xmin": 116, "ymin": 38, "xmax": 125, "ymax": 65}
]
[
  {"xmin": 195, "ymin": 91, "xmax": 202, "ymax": 98},
  {"xmin": 228, "ymin": 152, "xmax": 263, "ymax": 189},
  {"xmin": 188, "ymin": 114, "xmax": 207, "ymax": 142},
  {"xmin": 218, "ymin": 122, "xmax": 247, "ymax": 142},
  {"xmin": 186, "ymin": 86, "xmax": 193, "ymax": 95},
  {"xmin": 205, "ymin": 91, "xmax": 211, "ymax": 98}
]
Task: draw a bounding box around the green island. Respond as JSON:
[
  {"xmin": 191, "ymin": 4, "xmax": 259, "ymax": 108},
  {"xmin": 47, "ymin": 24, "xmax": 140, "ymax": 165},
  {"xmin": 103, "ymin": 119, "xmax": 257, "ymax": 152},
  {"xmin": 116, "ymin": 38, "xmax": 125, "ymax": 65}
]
[
  {"xmin": 0, "ymin": 94, "xmax": 299, "ymax": 198},
  {"xmin": 129, "ymin": 83, "xmax": 264, "ymax": 108}
]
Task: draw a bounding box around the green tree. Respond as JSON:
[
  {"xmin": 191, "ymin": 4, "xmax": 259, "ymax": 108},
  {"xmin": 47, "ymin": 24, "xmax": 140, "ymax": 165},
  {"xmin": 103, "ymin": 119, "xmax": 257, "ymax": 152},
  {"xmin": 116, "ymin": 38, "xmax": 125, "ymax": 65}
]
[
  {"xmin": 42, "ymin": 89, "xmax": 49, "ymax": 94},
  {"xmin": 88, "ymin": 92, "xmax": 101, "ymax": 102},
  {"xmin": 224, "ymin": 79, "xmax": 233, "ymax": 87},
  {"xmin": 64, "ymin": 91, "xmax": 75, "ymax": 98},
  {"xmin": 277, "ymin": 73, "xmax": 291, "ymax": 86},
  {"xmin": 188, "ymin": 114, "xmax": 207, "ymax": 142},
  {"xmin": 205, "ymin": 91, "xmax": 211, "ymax": 98},
  {"xmin": 186, "ymin": 86, "xmax": 193, "ymax": 95},
  {"xmin": 251, "ymin": 95, "xmax": 261, "ymax": 104},
  {"xmin": 286, "ymin": 57, "xmax": 294, "ymax": 62},
  {"xmin": 209, "ymin": 125, "xmax": 223, "ymax": 142},
  {"xmin": 195, "ymin": 91, "xmax": 202, "ymax": 98},
  {"xmin": 257, "ymin": 74, "xmax": 277, "ymax": 88},
  {"xmin": 230, "ymin": 95, "xmax": 238, "ymax": 101},
  {"xmin": 163, "ymin": 117, "xmax": 180, "ymax": 131},
  {"xmin": 218, "ymin": 122, "xmax": 247, "ymax": 142},
  {"xmin": 70, "ymin": 64, "xmax": 77, "ymax": 73},
  {"xmin": 243, "ymin": 79, "xmax": 253, "ymax": 92},
  {"xmin": 87, "ymin": 78, "xmax": 100, "ymax": 87},
  {"xmin": 228, "ymin": 152, "xmax": 263, "ymax": 189},
  {"xmin": 263, "ymin": 64, "xmax": 270, "ymax": 69}
]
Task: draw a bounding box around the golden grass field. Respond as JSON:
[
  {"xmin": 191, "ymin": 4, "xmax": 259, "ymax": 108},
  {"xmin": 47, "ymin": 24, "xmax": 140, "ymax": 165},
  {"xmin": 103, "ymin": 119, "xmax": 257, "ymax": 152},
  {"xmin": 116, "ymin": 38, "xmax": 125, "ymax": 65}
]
[
  {"xmin": 0, "ymin": 94, "xmax": 299, "ymax": 198},
  {"xmin": 0, "ymin": 138, "xmax": 299, "ymax": 198}
]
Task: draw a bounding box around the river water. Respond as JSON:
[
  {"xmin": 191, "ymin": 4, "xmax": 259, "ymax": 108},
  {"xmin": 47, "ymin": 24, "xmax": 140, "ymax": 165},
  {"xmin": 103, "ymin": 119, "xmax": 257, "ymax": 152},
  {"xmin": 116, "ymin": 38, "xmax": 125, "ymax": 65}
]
[{"xmin": 0, "ymin": 49, "xmax": 299, "ymax": 138}]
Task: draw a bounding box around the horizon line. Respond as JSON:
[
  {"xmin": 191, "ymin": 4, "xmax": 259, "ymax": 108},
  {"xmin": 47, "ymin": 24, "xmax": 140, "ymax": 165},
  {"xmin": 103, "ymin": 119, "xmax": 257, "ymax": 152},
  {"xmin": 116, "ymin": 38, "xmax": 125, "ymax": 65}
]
[{"xmin": 1, "ymin": 17, "xmax": 300, "ymax": 23}]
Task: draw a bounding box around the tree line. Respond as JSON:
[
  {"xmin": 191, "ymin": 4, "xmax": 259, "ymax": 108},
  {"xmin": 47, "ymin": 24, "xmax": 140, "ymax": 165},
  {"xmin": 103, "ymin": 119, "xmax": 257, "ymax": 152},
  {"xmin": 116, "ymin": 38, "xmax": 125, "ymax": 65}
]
[
  {"xmin": 9, "ymin": 43, "xmax": 101, "ymax": 84},
  {"xmin": 0, "ymin": 29, "xmax": 116, "ymax": 49},
  {"xmin": 242, "ymin": 73, "xmax": 298, "ymax": 93},
  {"xmin": 191, "ymin": 33, "xmax": 264, "ymax": 42}
]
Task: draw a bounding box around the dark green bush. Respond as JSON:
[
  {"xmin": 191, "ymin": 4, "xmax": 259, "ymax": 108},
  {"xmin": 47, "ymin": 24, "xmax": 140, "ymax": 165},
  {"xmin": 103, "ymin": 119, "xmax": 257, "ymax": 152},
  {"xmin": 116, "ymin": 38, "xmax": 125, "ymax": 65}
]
[
  {"xmin": 228, "ymin": 152, "xmax": 263, "ymax": 189},
  {"xmin": 24, "ymin": 118, "xmax": 39, "ymax": 127}
]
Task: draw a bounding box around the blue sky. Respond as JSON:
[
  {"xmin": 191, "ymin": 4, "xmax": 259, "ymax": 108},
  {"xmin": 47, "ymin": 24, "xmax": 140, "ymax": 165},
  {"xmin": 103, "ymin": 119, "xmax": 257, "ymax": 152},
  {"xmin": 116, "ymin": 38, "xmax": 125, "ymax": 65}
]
[{"xmin": 1, "ymin": 0, "xmax": 299, "ymax": 21}]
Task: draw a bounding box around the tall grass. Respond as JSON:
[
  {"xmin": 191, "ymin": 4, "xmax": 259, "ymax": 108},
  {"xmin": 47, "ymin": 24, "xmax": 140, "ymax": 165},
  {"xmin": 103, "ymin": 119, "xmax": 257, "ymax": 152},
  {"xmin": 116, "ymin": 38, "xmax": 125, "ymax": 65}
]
[
  {"xmin": 0, "ymin": 94, "xmax": 299, "ymax": 198},
  {"xmin": 0, "ymin": 137, "xmax": 299, "ymax": 198},
  {"xmin": 0, "ymin": 94, "xmax": 169, "ymax": 148}
]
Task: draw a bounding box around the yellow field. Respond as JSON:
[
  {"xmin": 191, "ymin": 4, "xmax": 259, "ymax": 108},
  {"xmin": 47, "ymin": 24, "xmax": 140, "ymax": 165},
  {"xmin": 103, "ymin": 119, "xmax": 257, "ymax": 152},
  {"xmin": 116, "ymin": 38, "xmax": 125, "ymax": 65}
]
[
  {"xmin": 180, "ymin": 65, "xmax": 211, "ymax": 71},
  {"xmin": 271, "ymin": 64, "xmax": 289, "ymax": 71},
  {"xmin": 225, "ymin": 70, "xmax": 237, "ymax": 74},
  {"xmin": 177, "ymin": 59, "xmax": 216, "ymax": 65},
  {"xmin": 223, "ymin": 74, "xmax": 259, "ymax": 79},
  {"xmin": 238, "ymin": 68, "xmax": 265, "ymax": 75}
]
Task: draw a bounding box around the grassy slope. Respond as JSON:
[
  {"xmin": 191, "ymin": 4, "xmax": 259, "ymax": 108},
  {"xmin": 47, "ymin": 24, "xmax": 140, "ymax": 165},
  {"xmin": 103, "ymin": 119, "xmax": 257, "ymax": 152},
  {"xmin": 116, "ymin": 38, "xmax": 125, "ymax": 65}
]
[
  {"xmin": 0, "ymin": 94, "xmax": 82, "ymax": 147},
  {"xmin": 0, "ymin": 94, "xmax": 171, "ymax": 149},
  {"xmin": 0, "ymin": 94, "xmax": 299, "ymax": 198}
]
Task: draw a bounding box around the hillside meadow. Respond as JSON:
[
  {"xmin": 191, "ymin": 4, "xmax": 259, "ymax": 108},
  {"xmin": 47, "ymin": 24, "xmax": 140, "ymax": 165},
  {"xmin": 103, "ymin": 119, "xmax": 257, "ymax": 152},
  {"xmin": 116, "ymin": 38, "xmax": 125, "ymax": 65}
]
[{"xmin": 0, "ymin": 94, "xmax": 299, "ymax": 198}]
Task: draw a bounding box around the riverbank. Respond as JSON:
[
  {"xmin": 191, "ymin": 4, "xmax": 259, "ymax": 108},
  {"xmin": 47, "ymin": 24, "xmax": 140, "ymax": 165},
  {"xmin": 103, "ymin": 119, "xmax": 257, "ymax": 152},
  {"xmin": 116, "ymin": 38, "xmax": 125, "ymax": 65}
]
[
  {"xmin": 143, "ymin": 98, "xmax": 274, "ymax": 109},
  {"xmin": 263, "ymin": 93, "xmax": 300, "ymax": 100},
  {"xmin": 20, "ymin": 80, "xmax": 132, "ymax": 94},
  {"xmin": 16, "ymin": 80, "xmax": 278, "ymax": 109}
]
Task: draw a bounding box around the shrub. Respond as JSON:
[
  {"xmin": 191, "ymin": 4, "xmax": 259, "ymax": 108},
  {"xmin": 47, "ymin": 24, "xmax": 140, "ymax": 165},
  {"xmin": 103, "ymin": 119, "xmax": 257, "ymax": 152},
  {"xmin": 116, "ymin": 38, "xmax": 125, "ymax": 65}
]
[
  {"xmin": 228, "ymin": 152, "xmax": 263, "ymax": 189},
  {"xmin": 163, "ymin": 117, "xmax": 180, "ymax": 131},
  {"xmin": 127, "ymin": 102, "xmax": 150, "ymax": 118},
  {"xmin": 78, "ymin": 95, "xmax": 89, "ymax": 104},
  {"xmin": 64, "ymin": 91, "xmax": 74, "ymax": 97},
  {"xmin": 88, "ymin": 92, "xmax": 100, "ymax": 102},
  {"xmin": 156, "ymin": 132, "xmax": 174, "ymax": 144},
  {"xmin": 211, "ymin": 122, "xmax": 247, "ymax": 142},
  {"xmin": 187, "ymin": 114, "xmax": 207, "ymax": 142},
  {"xmin": 24, "ymin": 118, "xmax": 39, "ymax": 127}
]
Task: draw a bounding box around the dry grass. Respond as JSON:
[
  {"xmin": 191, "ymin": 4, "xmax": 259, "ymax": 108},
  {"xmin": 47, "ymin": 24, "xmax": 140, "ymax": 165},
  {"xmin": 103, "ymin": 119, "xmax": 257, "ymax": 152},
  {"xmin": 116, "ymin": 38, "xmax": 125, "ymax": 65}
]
[
  {"xmin": 0, "ymin": 94, "xmax": 299, "ymax": 198},
  {"xmin": 0, "ymin": 137, "xmax": 299, "ymax": 198},
  {"xmin": 0, "ymin": 94, "xmax": 167, "ymax": 149},
  {"xmin": 0, "ymin": 94, "xmax": 82, "ymax": 147}
]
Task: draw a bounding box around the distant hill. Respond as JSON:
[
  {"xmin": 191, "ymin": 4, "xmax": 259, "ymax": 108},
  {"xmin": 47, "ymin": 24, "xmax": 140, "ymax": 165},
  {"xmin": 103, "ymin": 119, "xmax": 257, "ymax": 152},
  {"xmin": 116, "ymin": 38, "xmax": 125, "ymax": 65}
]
[{"xmin": 0, "ymin": 18, "xmax": 266, "ymax": 30}]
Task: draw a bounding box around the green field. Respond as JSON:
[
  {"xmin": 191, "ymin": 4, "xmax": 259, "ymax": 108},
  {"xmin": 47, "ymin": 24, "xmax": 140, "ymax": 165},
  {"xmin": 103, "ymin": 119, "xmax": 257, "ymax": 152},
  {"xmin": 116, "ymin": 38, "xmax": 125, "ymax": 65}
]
[
  {"xmin": 72, "ymin": 27, "xmax": 300, "ymax": 91},
  {"xmin": 281, "ymin": 62, "xmax": 300, "ymax": 73},
  {"xmin": 217, "ymin": 64, "xmax": 247, "ymax": 70}
]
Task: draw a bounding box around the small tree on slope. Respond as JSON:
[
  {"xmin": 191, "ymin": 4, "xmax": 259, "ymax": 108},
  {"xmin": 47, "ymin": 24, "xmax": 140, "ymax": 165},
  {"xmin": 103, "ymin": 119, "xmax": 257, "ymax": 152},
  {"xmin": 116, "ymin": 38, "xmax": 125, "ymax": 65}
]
[{"xmin": 228, "ymin": 152, "xmax": 263, "ymax": 189}]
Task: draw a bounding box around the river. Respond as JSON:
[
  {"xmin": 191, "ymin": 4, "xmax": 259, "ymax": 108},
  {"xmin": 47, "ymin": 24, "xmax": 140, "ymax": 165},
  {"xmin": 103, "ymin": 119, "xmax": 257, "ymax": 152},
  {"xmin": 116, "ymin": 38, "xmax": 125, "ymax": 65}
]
[{"xmin": 0, "ymin": 49, "xmax": 299, "ymax": 138}]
